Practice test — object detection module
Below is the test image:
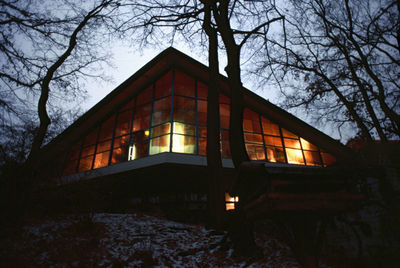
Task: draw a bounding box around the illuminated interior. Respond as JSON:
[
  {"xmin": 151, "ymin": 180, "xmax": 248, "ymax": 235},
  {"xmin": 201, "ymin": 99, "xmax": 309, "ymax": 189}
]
[
  {"xmin": 225, "ymin": 192, "xmax": 239, "ymax": 211},
  {"xmin": 62, "ymin": 68, "xmax": 337, "ymax": 175}
]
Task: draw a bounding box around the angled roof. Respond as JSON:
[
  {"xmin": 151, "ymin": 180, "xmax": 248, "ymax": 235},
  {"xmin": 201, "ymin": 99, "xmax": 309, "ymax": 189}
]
[{"xmin": 39, "ymin": 47, "xmax": 353, "ymax": 167}]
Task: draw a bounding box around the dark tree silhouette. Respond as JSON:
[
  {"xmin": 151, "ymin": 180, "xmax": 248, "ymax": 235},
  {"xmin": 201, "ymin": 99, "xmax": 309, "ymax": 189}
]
[
  {"xmin": 0, "ymin": 0, "xmax": 119, "ymax": 167},
  {"xmin": 254, "ymin": 0, "xmax": 400, "ymax": 141}
]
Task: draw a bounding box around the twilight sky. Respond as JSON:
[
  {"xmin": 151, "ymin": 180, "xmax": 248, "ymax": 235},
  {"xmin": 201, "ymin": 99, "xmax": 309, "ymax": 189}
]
[{"xmin": 83, "ymin": 41, "xmax": 277, "ymax": 112}]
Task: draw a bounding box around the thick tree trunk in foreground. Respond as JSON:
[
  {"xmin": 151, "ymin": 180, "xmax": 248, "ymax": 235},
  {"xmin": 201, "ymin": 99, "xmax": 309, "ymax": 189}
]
[
  {"xmin": 213, "ymin": 0, "xmax": 249, "ymax": 169},
  {"xmin": 202, "ymin": 0, "xmax": 225, "ymax": 229}
]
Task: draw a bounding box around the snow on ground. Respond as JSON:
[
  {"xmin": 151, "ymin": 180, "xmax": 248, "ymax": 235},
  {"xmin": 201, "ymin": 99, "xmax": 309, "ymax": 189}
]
[{"xmin": 1, "ymin": 213, "xmax": 301, "ymax": 267}]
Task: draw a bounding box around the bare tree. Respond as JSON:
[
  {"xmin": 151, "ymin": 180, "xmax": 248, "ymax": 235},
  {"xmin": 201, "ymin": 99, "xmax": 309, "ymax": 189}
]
[
  {"xmin": 255, "ymin": 0, "xmax": 400, "ymax": 141},
  {"xmin": 0, "ymin": 0, "xmax": 119, "ymax": 166}
]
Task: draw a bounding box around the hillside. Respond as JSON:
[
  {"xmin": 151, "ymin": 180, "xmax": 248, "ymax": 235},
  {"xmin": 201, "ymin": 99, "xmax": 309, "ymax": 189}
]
[{"xmin": 1, "ymin": 213, "xmax": 300, "ymax": 267}]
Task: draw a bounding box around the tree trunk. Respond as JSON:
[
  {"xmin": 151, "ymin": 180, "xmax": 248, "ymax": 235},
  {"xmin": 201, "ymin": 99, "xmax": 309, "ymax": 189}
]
[
  {"xmin": 213, "ymin": 0, "xmax": 249, "ymax": 169},
  {"xmin": 202, "ymin": 0, "xmax": 225, "ymax": 229}
]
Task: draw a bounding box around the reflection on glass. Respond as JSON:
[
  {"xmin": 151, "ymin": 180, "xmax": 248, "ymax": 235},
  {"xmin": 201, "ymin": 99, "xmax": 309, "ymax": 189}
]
[{"xmin": 286, "ymin": 148, "xmax": 305, "ymax": 165}]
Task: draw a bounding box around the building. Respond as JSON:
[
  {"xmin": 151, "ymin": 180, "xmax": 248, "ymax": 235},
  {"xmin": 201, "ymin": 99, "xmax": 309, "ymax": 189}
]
[{"xmin": 38, "ymin": 47, "xmax": 353, "ymax": 212}]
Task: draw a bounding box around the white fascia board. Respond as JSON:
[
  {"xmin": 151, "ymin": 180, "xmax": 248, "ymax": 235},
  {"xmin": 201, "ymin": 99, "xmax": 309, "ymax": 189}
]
[{"xmin": 58, "ymin": 153, "xmax": 234, "ymax": 185}]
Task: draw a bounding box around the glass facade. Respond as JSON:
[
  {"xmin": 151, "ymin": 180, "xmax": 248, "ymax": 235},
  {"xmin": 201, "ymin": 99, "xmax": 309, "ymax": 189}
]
[{"xmin": 62, "ymin": 68, "xmax": 336, "ymax": 175}]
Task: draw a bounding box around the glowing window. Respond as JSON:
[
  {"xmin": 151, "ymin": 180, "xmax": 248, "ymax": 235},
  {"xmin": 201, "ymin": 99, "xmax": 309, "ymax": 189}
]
[
  {"xmin": 244, "ymin": 133, "xmax": 263, "ymax": 144},
  {"xmin": 127, "ymin": 141, "xmax": 149, "ymax": 161},
  {"xmin": 62, "ymin": 68, "xmax": 341, "ymax": 176},
  {"xmin": 225, "ymin": 192, "xmax": 239, "ymax": 211},
  {"xmin": 266, "ymin": 146, "xmax": 286, "ymax": 163},
  {"xmin": 264, "ymin": 135, "xmax": 282, "ymax": 147},
  {"xmin": 151, "ymin": 123, "xmax": 171, "ymax": 138},
  {"xmin": 172, "ymin": 134, "xmax": 196, "ymax": 153},
  {"xmin": 93, "ymin": 151, "xmax": 110, "ymax": 169},
  {"xmin": 246, "ymin": 144, "xmax": 265, "ymax": 160},
  {"xmin": 286, "ymin": 148, "xmax": 305, "ymax": 165},
  {"xmin": 300, "ymin": 138, "xmax": 318, "ymax": 151},
  {"xmin": 284, "ymin": 138, "xmax": 301, "ymax": 149},
  {"xmin": 149, "ymin": 135, "xmax": 170, "ymax": 155}
]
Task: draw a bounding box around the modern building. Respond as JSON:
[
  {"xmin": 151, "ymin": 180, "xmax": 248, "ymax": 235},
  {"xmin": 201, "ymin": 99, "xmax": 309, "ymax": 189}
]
[{"xmin": 38, "ymin": 47, "xmax": 353, "ymax": 212}]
